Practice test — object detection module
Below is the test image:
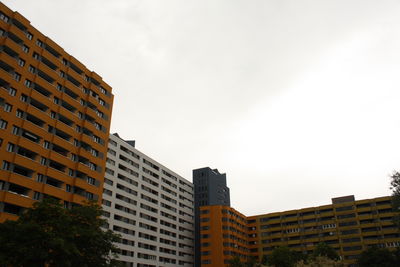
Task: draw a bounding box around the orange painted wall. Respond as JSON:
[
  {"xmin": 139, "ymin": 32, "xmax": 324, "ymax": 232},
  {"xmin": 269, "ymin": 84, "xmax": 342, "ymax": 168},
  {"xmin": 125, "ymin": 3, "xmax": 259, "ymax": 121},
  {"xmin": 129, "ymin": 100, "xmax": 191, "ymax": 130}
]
[
  {"xmin": 200, "ymin": 205, "xmax": 251, "ymax": 266},
  {"xmin": 0, "ymin": 2, "xmax": 113, "ymax": 221}
]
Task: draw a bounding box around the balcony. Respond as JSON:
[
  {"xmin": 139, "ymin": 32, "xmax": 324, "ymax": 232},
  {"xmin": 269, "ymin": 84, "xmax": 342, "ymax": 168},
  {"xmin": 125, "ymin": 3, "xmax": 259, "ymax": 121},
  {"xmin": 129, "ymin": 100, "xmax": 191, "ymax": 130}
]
[
  {"xmin": 2, "ymin": 38, "xmax": 22, "ymax": 55},
  {"xmin": 40, "ymin": 55, "xmax": 58, "ymax": 71},
  {"xmin": 26, "ymin": 112, "xmax": 46, "ymax": 128},
  {"xmin": 51, "ymin": 143, "xmax": 69, "ymax": 157},
  {"xmin": 3, "ymin": 194, "xmax": 32, "ymax": 213},
  {"xmin": 27, "ymin": 98, "xmax": 48, "ymax": 113},
  {"xmin": 16, "ymin": 146, "xmax": 38, "ymax": 161},
  {"xmin": 32, "ymin": 81, "xmax": 52, "ymax": 97},
  {"xmin": 43, "ymin": 184, "xmax": 68, "ymax": 200},
  {"xmin": 48, "ymin": 159, "xmax": 66, "ymax": 173},
  {"xmin": 44, "ymin": 44, "xmax": 61, "ymax": 59},
  {"xmin": 12, "ymin": 163, "xmax": 34, "ymax": 178},
  {"xmin": 8, "ymin": 182, "xmax": 30, "ymax": 198},
  {"xmin": 63, "ymin": 86, "xmax": 79, "ymax": 100},
  {"xmin": 29, "ymin": 89, "xmax": 52, "ymax": 107},
  {"xmin": 7, "ymin": 28, "xmax": 24, "ymax": 45},
  {"xmin": 0, "ymin": 49, "xmax": 18, "ymax": 70},
  {"xmin": 37, "ymin": 69, "xmax": 55, "ymax": 85}
]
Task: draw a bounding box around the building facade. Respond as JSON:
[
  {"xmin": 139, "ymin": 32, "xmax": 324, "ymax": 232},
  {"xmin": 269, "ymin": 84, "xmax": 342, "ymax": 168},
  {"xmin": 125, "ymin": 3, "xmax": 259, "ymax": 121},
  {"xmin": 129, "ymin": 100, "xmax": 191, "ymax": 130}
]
[
  {"xmin": 199, "ymin": 205, "xmax": 253, "ymax": 266},
  {"xmin": 102, "ymin": 133, "xmax": 194, "ymax": 267},
  {"xmin": 0, "ymin": 2, "xmax": 113, "ymax": 222},
  {"xmin": 199, "ymin": 195, "xmax": 400, "ymax": 267},
  {"xmin": 193, "ymin": 167, "xmax": 231, "ymax": 267}
]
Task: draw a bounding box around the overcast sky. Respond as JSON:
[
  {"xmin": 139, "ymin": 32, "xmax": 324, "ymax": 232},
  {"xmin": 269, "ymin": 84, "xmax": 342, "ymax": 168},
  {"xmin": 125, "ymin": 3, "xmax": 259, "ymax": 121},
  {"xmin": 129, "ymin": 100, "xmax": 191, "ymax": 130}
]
[{"xmin": 5, "ymin": 0, "xmax": 400, "ymax": 215}]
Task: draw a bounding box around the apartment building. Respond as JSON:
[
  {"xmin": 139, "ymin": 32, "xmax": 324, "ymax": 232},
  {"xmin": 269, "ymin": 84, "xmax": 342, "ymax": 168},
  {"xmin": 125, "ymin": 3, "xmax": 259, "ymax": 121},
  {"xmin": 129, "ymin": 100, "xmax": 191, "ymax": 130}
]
[
  {"xmin": 199, "ymin": 195, "xmax": 400, "ymax": 267},
  {"xmin": 193, "ymin": 167, "xmax": 231, "ymax": 267},
  {"xmin": 0, "ymin": 2, "xmax": 113, "ymax": 222},
  {"xmin": 199, "ymin": 205, "xmax": 253, "ymax": 266},
  {"xmin": 102, "ymin": 133, "xmax": 195, "ymax": 267}
]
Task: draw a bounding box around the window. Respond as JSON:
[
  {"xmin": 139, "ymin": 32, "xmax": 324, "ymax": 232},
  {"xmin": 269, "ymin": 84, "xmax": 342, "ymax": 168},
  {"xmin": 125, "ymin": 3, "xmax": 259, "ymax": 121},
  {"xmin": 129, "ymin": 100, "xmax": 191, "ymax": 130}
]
[
  {"xmin": 37, "ymin": 174, "xmax": 44, "ymax": 182},
  {"xmin": 87, "ymin": 177, "xmax": 96, "ymax": 185},
  {"xmin": 66, "ymin": 184, "xmax": 71, "ymax": 192},
  {"xmin": 9, "ymin": 88, "xmax": 16, "ymax": 96},
  {"xmin": 40, "ymin": 157, "xmax": 47, "ymax": 165},
  {"xmin": 59, "ymin": 71, "xmax": 65, "ymax": 78},
  {"xmin": 22, "ymin": 45, "xmax": 29, "ymax": 53},
  {"xmin": 2, "ymin": 161, "xmax": 10, "ymax": 170},
  {"xmin": 3, "ymin": 103, "xmax": 12, "ymax": 112},
  {"xmin": 90, "ymin": 148, "xmax": 98, "ymax": 157},
  {"xmin": 26, "ymin": 32, "xmax": 33, "ymax": 40},
  {"xmin": 105, "ymin": 168, "xmax": 114, "ymax": 175},
  {"xmin": 89, "ymin": 162, "xmax": 96, "ymax": 171},
  {"xmin": 108, "ymin": 148, "xmax": 116, "ymax": 156},
  {"xmin": 0, "ymin": 119, "xmax": 8, "ymax": 129},
  {"xmin": 33, "ymin": 52, "xmax": 40, "ymax": 60},
  {"xmin": 12, "ymin": 126, "xmax": 19, "ymax": 135},
  {"xmin": 102, "ymin": 199, "xmax": 111, "ymax": 207},
  {"xmin": 28, "ymin": 66, "xmax": 36, "ymax": 73},
  {"xmin": 33, "ymin": 191, "xmax": 41, "ymax": 200},
  {"xmin": 18, "ymin": 59, "xmax": 25, "ymax": 67},
  {"xmin": 93, "ymin": 136, "xmax": 100, "ymax": 143},
  {"xmin": 104, "ymin": 178, "xmax": 113, "ymax": 186},
  {"xmin": 43, "ymin": 141, "xmax": 50, "ymax": 149},
  {"xmin": 6, "ymin": 143, "xmax": 14, "ymax": 152},
  {"xmin": 0, "ymin": 13, "xmax": 9, "ymax": 23},
  {"xmin": 20, "ymin": 94, "xmax": 28, "ymax": 102},
  {"xmin": 24, "ymin": 79, "xmax": 32, "ymax": 87},
  {"xmin": 13, "ymin": 73, "xmax": 21, "ymax": 81},
  {"xmin": 103, "ymin": 189, "xmax": 112, "ymax": 196},
  {"xmin": 96, "ymin": 110, "xmax": 104, "ymax": 118},
  {"xmin": 36, "ymin": 39, "xmax": 43, "ymax": 47},
  {"xmin": 106, "ymin": 158, "xmax": 115, "ymax": 165},
  {"xmin": 86, "ymin": 192, "xmax": 94, "ymax": 200},
  {"xmin": 16, "ymin": 109, "xmax": 24, "ymax": 118}
]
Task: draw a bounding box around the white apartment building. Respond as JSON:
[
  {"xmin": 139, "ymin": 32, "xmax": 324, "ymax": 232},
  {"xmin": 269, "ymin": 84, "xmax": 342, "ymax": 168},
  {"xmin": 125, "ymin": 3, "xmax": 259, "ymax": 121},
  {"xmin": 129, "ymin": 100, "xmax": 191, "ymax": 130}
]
[{"xmin": 102, "ymin": 133, "xmax": 194, "ymax": 267}]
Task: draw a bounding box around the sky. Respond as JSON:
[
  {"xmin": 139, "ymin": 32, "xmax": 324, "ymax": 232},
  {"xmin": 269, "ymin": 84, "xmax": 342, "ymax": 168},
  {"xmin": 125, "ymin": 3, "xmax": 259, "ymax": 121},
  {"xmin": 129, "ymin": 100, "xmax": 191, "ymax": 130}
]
[{"xmin": 4, "ymin": 0, "xmax": 400, "ymax": 216}]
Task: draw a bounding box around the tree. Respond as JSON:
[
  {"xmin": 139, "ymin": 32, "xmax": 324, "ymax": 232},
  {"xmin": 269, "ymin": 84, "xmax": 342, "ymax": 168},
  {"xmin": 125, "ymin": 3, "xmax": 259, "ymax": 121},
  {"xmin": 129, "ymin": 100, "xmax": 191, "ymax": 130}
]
[
  {"xmin": 0, "ymin": 198, "xmax": 121, "ymax": 267},
  {"xmin": 311, "ymin": 243, "xmax": 339, "ymax": 261},
  {"xmin": 295, "ymin": 255, "xmax": 345, "ymax": 267},
  {"xmin": 390, "ymin": 171, "xmax": 400, "ymax": 228},
  {"xmin": 245, "ymin": 256, "xmax": 259, "ymax": 267},
  {"xmin": 228, "ymin": 256, "xmax": 245, "ymax": 267},
  {"xmin": 267, "ymin": 246, "xmax": 299, "ymax": 267},
  {"xmin": 357, "ymin": 246, "xmax": 397, "ymax": 267}
]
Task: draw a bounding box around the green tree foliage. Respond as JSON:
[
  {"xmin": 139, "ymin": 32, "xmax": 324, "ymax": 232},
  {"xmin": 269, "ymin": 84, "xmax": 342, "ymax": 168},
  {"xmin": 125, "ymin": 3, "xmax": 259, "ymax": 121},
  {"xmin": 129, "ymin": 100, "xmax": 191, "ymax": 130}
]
[
  {"xmin": 295, "ymin": 255, "xmax": 345, "ymax": 267},
  {"xmin": 357, "ymin": 246, "xmax": 398, "ymax": 267},
  {"xmin": 0, "ymin": 198, "xmax": 121, "ymax": 267},
  {"xmin": 228, "ymin": 256, "xmax": 244, "ymax": 267},
  {"xmin": 245, "ymin": 256, "xmax": 259, "ymax": 267},
  {"xmin": 267, "ymin": 246, "xmax": 303, "ymax": 267},
  {"xmin": 390, "ymin": 171, "xmax": 400, "ymax": 228},
  {"xmin": 311, "ymin": 243, "xmax": 339, "ymax": 261},
  {"xmin": 228, "ymin": 256, "xmax": 263, "ymax": 267}
]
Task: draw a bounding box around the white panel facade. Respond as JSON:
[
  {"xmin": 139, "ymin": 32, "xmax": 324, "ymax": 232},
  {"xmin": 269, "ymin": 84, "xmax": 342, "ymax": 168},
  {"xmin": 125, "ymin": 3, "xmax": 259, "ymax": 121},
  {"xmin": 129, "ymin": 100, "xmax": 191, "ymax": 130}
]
[{"xmin": 102, "ymin": 133, "xmax": 194, "ymax": 267}]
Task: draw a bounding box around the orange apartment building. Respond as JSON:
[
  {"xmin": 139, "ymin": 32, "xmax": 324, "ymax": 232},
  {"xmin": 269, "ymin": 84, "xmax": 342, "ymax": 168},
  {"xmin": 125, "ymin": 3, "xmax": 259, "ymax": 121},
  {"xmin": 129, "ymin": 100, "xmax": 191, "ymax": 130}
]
[
  {"xmin": 0, "ymin": 2, "xmax": 113, "ymax": 222},
  {"xmin": 199, "ymin": 195, "xmax": 400, "ymax": 267},
  {"xmin": 199, "ymin": 205, "xmax": 254, "ymax": 266}
]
